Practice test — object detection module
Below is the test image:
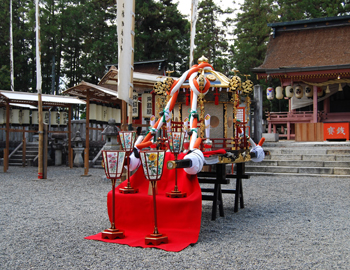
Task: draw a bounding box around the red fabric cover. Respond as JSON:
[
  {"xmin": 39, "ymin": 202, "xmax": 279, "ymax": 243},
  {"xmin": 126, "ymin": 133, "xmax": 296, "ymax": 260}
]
[
  {"xmin": 85, "ymin": 152, "xmax": 202, "ymax": 252},
  {"xmin": 203, "ymin": 149, "xmax": 227, "ymax": 157}
]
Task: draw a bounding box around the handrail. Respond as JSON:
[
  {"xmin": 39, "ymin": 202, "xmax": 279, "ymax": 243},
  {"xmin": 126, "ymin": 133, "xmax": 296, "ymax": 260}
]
[
  {"xmin": 91, "ymin": 144, "xmax": 106, "ymax": 165},
  {"xmin": 8, "ymin": 142, "xmax": 23, "ymax": 159}
]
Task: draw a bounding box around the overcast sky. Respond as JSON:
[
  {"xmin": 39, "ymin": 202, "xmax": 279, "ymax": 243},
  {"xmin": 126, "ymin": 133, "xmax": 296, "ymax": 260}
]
[{"xmin": 176, "ymin": 0, "xmax": 243, "ymax": 18}]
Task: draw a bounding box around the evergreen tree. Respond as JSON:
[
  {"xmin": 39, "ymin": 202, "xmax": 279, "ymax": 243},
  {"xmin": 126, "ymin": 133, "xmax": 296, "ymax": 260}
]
[
  {"xmin": 134, "ymin": 0, "xmax": 190, "ymax": 75},
  {"xmin": 194, "ymin": 0, "xmax": 232, "ymax": 72}
]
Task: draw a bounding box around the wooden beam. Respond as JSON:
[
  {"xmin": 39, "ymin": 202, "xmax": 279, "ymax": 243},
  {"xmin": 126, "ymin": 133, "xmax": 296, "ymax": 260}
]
[{"xmin": 84, "ymin": 93, "xmax": 90, "ymax": 176}]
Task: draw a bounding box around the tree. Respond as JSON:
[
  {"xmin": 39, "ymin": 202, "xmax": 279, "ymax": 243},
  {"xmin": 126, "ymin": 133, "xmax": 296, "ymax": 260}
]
[
  {"xmin": 134, "ymin": 0, "xmax": 190, "ymax": 75},
  {"xmin": 194, "ymin": 0, "xmax": 232, "ymax": 72}
]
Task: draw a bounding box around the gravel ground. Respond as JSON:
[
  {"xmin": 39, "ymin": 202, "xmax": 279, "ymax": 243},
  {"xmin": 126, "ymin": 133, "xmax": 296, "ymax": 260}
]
[{"xmin": 0, "ymin": 166, "xmax": 349, "ymax": 269}]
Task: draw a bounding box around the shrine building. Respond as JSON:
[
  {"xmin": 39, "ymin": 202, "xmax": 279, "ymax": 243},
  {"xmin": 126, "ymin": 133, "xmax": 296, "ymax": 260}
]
[{"xmin": 253, "ymin": 15, "xmax": 350, "ymax": 141}]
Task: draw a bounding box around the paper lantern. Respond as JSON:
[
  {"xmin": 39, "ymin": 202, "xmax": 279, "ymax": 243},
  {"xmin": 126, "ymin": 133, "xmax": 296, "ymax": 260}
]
[
  {"xmin": 305, "ymin": 86, "xmax": 313, "ymax": 98},
  {"xmin": 267, "ymin": 87, "xmax": 274, "ymax": 100},
  {"xmin": 89, "ymin": 103, "xmax": 97, "ymax": 121},
  {"xmin": 142, "ymin": 93, "xmax": 153, "ymax": 118},
  {"xmin": 32, "ymin": 110, "xmax": 38, "ymax": 125},
  {"xmin": 10, "ymin": 109, "xmax": 21, "ymax": 124},
  {"xmin": 96, "ymin": 104, "xmax": 103, "ymax": 122},
  {"xmin": 276, "ymin": 86, "xmax": 283, "ymax": 100},
  {"xmin": 102, "ymin": 150, "xmax": 126, "ymax": 179},
  {"xmin": 285, "ymin": 86, "xmax": 294, "ymax": 98},
  {"xmin": 43, "ymin": 111, "xmax": 49, "ymax": 124},
  {"xmin": 50, "ymin": 111, "xmax": 59, "ymax": 126},
  {"xmin": 119, "ymin": 131, "xmax": 137, "ymax": 153},
  {"xmin": 0, "ymin": 107, "xmax": 5, "ymax": 124},
  {"xmin": 295, "ymin": 85, "xmax": 303, "ymax": 99},
  {"xmin": 60, "ymin": 112, "xmax": 68, "ymax": 125},
  {"xmin": 140, "ymin": 150, "xmax": 165, "ymax": 181},
  {"xmin": 102, "ymin": 105, "xmax": 108, "ymax": 122},
  {"xmin": 112, "ymin": 108, "xmax": 121, "ymax": 123},
  {"xmin": 107, "ymin": 106, "xmax": 113, "ymax": 122},
  {"xmin": 21, "ymin": 109, "xmax": 30, "ymax": 125}
]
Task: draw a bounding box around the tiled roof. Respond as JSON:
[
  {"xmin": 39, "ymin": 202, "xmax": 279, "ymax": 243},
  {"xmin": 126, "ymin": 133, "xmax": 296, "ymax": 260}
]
[{"xmin": 255, "ymin": 23, "xmax": 350, "ymax": 72}]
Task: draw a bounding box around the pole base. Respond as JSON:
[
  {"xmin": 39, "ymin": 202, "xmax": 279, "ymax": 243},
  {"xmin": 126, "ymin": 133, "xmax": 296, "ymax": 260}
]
[
  {"xmin": 166, "ymin": 190, "xmax": 187, "ymax": 198},
  {"xmin": 145, "ymin": 233, "xmax": 168, "ymax": 245},
  {"xmin": 119, "ymin": 187, "xmax": 139, "ymax": 194},
  {"xmin": 101, "ymin": 228, "xmax": 125, "ymax": 239}
]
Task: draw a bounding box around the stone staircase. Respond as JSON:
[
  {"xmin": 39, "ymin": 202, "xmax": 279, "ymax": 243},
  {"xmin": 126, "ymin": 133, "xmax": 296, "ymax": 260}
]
[{"xmin": 245, "ymin": 141, "xmax": 350, "ymax": 177}]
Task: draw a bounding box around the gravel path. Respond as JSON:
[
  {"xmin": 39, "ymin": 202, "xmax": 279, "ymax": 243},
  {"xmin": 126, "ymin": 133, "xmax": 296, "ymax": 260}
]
[{"xmin": 1, "ymin": 166, "xmax": 349, "ymax": 269}]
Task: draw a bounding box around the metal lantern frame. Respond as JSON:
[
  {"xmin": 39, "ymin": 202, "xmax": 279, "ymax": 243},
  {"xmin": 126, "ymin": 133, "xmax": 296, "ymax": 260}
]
[
  {"xmin": 101, "ymin": 150, "xmax": 126, "ymax": 239},
  {"xmin": 165, "ymin": 130, "xmax": 187, "ymax": 198},
  {"xmin": 119, "ymin": 131, "xmax": 138, "ymax": 194},
  {"xmin": 140, "ymin": 150, "xmax": 168, "ymax": 245},
  {"xmin": 119, "ymin": 131, "xmax": 137, "ymax": 153}
]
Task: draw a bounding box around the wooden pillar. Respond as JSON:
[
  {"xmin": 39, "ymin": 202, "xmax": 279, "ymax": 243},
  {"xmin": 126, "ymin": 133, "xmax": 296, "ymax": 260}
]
[
  {"xmin": 324, "ymin": 97, "xmax": 330, "ymax": 114},
  {"xmin": 84, "ymin": 94, "xmax": 90, "ymax": 176},
  {"xmin": 313, "ymin": 85, "xmax": 318, "ymax": 123},
  {"xmin": 287, "ymin": 122, "xmax": 290, "ymax": 140},
  {"xmin": 22, "ymin": 126, "xmax": 26, "ymax": 167},
  {"xmin": 68, "ymin": 105, "xmax": 73, "ymax": 168},
  {"xmin": 4, "ymin": 101, "xmax": 10, "ymax": 172},
  {"xmin": 122, "ymin": 100, "xmax": 127, "ymax": 131}
]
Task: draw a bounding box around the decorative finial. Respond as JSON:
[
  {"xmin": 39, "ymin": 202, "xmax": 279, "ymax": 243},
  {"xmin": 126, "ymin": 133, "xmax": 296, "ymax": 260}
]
[{"xmin": 198, "ymin": 55, "xmax": 208, "ymax": 64}]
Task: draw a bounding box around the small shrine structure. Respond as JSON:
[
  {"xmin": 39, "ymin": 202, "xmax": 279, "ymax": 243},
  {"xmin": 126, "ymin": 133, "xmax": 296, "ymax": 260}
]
[{"xmin": 253, "ymin": 15, "xmax": 350, "ymax": 141}]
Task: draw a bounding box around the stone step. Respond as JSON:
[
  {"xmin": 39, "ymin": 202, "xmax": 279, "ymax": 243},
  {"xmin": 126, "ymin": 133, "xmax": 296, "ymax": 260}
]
[
  {"xmin": 247, "ymin": 172, "xmax": 350, "ymax": 178},
  {"xmin": 245, "ymin": 165, "xmax": 341, "ymax": 175},
  {"xmin": 268, "ymin": 154, "xmax": 350, "ymax": 162}
]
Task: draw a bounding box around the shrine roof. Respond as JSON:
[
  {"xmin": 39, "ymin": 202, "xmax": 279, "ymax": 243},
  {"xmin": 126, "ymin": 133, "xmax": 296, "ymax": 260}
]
[{"xmin": 253, "ymin": 15, "xmax": 350, "ymax": 77}]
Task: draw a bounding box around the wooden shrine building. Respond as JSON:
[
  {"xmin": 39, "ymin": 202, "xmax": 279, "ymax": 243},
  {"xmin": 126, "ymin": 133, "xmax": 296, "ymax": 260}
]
[{"xmin": 253, "ymin": 15, "xmax": 350, "ymax": 141}]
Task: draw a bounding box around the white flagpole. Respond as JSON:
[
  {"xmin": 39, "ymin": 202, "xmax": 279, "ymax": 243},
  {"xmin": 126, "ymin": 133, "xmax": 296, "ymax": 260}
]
[
  {"xmin": 36, "ymin": 0, "xmax": 44, "ymax": 179},
  {"xmin": 190, "ymin": 0, "xmax": 198, "ymax": 68},
  {"xmin": 10, "ymin": 0, "xmax": 14, "ymax": 91}
]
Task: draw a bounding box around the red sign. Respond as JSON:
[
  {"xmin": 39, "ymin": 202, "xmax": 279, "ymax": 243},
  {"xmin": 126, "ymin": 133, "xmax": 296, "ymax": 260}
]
[{"xmin": 324, "ymin": 123, "xmax": 349, "ymax": 140}]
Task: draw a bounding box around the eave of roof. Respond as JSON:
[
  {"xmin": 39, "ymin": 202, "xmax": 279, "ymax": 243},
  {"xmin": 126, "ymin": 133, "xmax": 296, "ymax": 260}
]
[{"xmin": 0, "ymin": 90, "xmax": 85, "ymax": 107}]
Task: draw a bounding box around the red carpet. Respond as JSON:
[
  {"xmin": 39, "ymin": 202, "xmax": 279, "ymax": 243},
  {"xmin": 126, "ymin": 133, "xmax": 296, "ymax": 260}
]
[{"xmin": 85, "ymin": 152, "xmax": 202, "ymax": 252}]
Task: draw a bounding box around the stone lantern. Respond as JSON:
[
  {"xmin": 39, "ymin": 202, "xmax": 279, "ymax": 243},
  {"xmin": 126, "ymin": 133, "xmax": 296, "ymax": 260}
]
[
  {"xmin": 52, "ymin": 133, "xmax": 66, "ymax": 166},
  {"xmin": 72, "ymin": 130, "xmax": 84, "ymax": 167},
  {"xmin": 101, "ymin": 119, "xmax": 121, "ymax": 150}
]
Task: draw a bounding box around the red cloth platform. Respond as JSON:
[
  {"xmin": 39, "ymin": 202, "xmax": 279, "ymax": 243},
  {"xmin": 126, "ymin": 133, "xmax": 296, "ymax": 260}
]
[{"xmin": 85, "ymin": 152, "xmax": 202, "ymax": 252}]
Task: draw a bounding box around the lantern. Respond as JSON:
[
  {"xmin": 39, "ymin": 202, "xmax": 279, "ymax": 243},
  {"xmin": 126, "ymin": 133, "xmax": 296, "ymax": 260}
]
[
  {"xmin": 140, "ymin": 150, "xmax": 168, "ymax": 245},
  {"xmin": 10, "ymin": 108, "xmax": 21, "ymax": 124},
  {"xmin": 295, "ymin": 85, "xmax": 303, "ymax": 99},
  {"xmin": 59, "ymin": 111, "xmax": 68, "ymax": 125},
  {"xmin": 119, "ymin": 131, "xmax": 137, "ymax": 153},
  {"xmin": 89, "ymin": 102, "xmax": 97, "ymax": 122},
  {"xmin": 166, "ymin": 130, "xmax": 186, "ymax": 198},
  {"xmin": 101, "ymin": 150, "xmax": 126, "ymax": 239},
  {"xmin": 119, "ymin": 131, "xmax": 138, "ymax": 194},
  {"xmin": 276, "ymin": 86, "xmax": 283, "ymax": 100},
  {"xmin": 107, "ymin": 105, "xmax": 113, "ymax": 121},
  {"xmin": 50, "ymin": 111, "xmax": 59, "ymax": 126},
  {"xmin": 96, "ymin": 104, "xmax": 103, "ymax": 122},
  {"xmin": 32, "ymin": 110, "xmax": 38, "ymax": 125},
  {"xmin": 0, "ymin": 107, "xmax": 5, "ymax": 124},
  {"xmin": 112, "ymin": 107, "xmax": 121, "ymax": 123},
  {"xmin": 102, "ymin": 105, "xmax": 108, "ymax": 122},
  {"xmin": 318, "ymin": 87, "xmax": 324, "ymax": 96},
  {"xmin": 267, "ymin": 87, "xmax": 274, "ymax": 100},
  {"xmin": 142, "ymin": 93, "xmax": 153, "ymax": 118},
  {"xmin": 43, "ymin": 111, "xmax": 50, "ymax": 124},
  {"xmin": 21, "ymin": 109, "xmax": 30, "ymax": 125},
  {"xmin": 285, "ymin": 86, "xmax": 294, "ymax": 98},
  {"xmin": 338, "ymin": 84, "xmax": 343, "ymax": 91},
  {"xmin": 305, "ymin": 85, "xmax": 313, "ymax": 98}
]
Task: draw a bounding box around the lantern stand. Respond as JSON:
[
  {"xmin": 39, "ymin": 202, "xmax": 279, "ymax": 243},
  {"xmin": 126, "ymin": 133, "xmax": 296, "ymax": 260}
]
[
  {"xmin": 119, "ymin": 131, "xmax": 138, "ymax": 194},
  {"xmin": 140, "ymin": 150, "xmax": 168, "ymax": 245},
  {"xmin": 101, "ymin": 150, "xmax": 126, "ymax": 239},
  {"xmin": 166, "ymin": 130, "xmax": 187, "ymax": 198}
]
